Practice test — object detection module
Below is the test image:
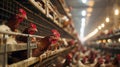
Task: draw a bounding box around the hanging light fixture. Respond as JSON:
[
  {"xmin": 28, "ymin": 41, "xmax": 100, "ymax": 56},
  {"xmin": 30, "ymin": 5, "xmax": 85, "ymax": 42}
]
[
  {"xmin": 82, "ymin": 0, "xmax": 87, "ymax": 4},
  {"xmin": 97, "ymin": 25, "xmax": 101, "ymax": 30},
  {"xmin": 101, "ymin": 23, "xmax": 105, "ymax": 28},
  {"xmin": 83, "ymin": 29, "xmax": 98, "ymax": 41},
  {"xmin": 80, "ymin": 18, "xmax": 86, "ymax": 40},
  {"xmin": 107, "ymin": 39, "xmax": 112, "ymax": 43},
  {"xmin": 118, "ymin": 38, "xmax": 120, "ymax": 42},
  {"xmin": 105, "ymin": 17, "xmax": 110, "ymax": 23},
  {"xmin": 114, "ymin": 8, "xmax": 119, "ymax": 15},
  {"xmin": 81, "ymin": 10, "xmax": 86, "ymax": 16},
  {"xmin": 105, "ymin": 0, "xmax": 110, "ymax": 23}
]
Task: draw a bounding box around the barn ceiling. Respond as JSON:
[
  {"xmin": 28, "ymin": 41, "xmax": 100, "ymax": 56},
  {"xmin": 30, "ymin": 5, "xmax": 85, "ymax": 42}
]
[{"xmin": 65, "ymin": 0, "xmax": 120, "ymax": 40}]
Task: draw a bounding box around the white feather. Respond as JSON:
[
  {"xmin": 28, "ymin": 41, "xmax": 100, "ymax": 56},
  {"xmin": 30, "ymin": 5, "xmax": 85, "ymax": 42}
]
[
  {"xmin": 0, "ymin": 24, "xmax": 11, "ymax": 39},
  {"xmin": 100, "ymin": 63, "xmax": 106, "ymax": 67},
  {"xmin": 100, "ymin": 59, "xmax": 106, "ymax": 67},
  {"xmin": 0, "ymin": 24, "xmax": 17, "ymax": 45},
  {"xmin": 90, "ymin": 58, "xmax": 98, "ymax": 67},
  {"xmin": 84, "ymin": 51, "xmax": 90, "ymax": 56},
  {"xmin": 6, "ymin": 36, "xmax": 17, "ymax": 45},
  {"xmin": 80, "ymin": 51, "xmax": 90, "ymax": 58},
  {"xmin": 78, "ymin": 60, "xmax": 89, "ymax": 67},
  {"xmin": 78, "ymin": 60, "xmax": 86, "ymax": 67},
  {"xmin": 80, "ymin": 52, "xmax": 85, "ymax": 57}
]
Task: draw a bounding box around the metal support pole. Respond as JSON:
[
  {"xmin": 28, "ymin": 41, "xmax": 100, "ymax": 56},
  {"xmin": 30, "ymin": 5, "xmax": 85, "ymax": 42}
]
[
  {"xmin": 3, "ymin": 34, "xmax": 7, "ymax": 67},
  {"xmin": 27, "ymin": 34, "xmax": 30, "ymax": 58},
  {"xmin": 45, "ymin": 0, "xmax": 49, "ymax": 17}
]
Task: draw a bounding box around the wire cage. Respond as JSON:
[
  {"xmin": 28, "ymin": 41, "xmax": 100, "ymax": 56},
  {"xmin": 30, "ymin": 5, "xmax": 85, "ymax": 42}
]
[
  {"xmin": 0, "ymin": 0, "xmax": 76, "ymax": 67},
  {"xmin": 0, "ymin": 0, "xmax": 50, "ymax": 35},
  {"xmin": 0, "ymin": 0, "xmax": 75, "ymax": 39}
]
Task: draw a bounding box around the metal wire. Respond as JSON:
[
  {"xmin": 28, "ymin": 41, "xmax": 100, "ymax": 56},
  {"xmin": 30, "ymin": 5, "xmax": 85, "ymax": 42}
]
[
  {"xmin": 17, "ymin": 0, "xmax": 75, "ymax": 39},
  {"xmin": 0, "ymin": 0, "xmax": 75, "ymax": 39}
]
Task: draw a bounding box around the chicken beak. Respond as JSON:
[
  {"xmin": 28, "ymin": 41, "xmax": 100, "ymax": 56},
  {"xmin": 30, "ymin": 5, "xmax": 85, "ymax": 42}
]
[
  {"xmin": 24, "ymin": 15, "xmax": 27, "ymax": 19},
  {"xmin": 34, "ymin": 28, "xmax": 38, "ymax": 32}
]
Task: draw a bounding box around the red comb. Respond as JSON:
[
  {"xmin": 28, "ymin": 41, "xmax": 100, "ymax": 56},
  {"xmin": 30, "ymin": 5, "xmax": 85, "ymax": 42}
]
[
  {"xmin": 19, "ymin": 8, "xmax": 26, "ymax": 17},
  {"xmin": 67, "ymin": 53, "xmax": 72, "ymax": 60},
  {"xmin": 30, "ymin": 23, "xmax": 37, "ymax": 29},
  {"xmin": 51, "ymin": 29, "xmax": 60, "ymax": 39},
  {"xmin": 49, "ymin": 29, "xmax": 60, "ymax": 44},
  {"xmin": 98, "ymin": 57, "xmax": 104, "ymax": 64},
  {"xmin": 69, "ymin": 40, "xmax": 75, "ymax": 45},
  {"xmin": 15, "ymin": 8, "xmax": 27, "ymax": 23},
  {"xmin": 117, "ymin": 54, "xmax": 120, "ymax": 60}
]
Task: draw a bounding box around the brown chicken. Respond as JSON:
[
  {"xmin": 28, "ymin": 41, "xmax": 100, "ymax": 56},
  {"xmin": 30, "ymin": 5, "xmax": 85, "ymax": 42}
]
[
  {"xmin": 6, "ymin": 8, "xmax": 27, "ymax": 32},
  {"xmin": 32, "ymin": 29, "xmax": 61, "ymax": 57},
  {"xmin": 68, "ymin": 39, "xmax": 75, "ymax": 47},
  {"xmin": 9, "ymin": 23, "xmax": 38, "ymax": 64},
  {"xmin": 10, "ymin": 27, "xmax": 60, "ymax": 63},
  {"xmin": 17, "ymin": 23, "xmax": 38, "ymax": 43},
  {"xmin": 32, "ymin": 36, "xmax": 53, "ymax": 57},
  {"xmin": 113, "ymin": 54, "xmax": 120, "ymax": 67}
]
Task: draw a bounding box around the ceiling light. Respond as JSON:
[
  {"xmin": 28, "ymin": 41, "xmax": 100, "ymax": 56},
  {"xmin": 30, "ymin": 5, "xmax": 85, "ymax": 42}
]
[
  {"xmin": 81, "ymin": 10, "xmax": 86, "ymax": 16},
  {"xmin": 118, "ymin": 38, "xmax": 120, "ymax": 42},
  {"xmin": 81, "ymin": 18, "xmax": 86, "ymax": 23},
  {"xmin": 80, "ymin": 18, "xmax": 86, "ymax": 39},
  {"xmin": 104, "ymin": 30, "xmax": 108, "ymax": 34},
  {"xmin": 98, "ymin": 26, "xmax": 102, "ymax": 30},
  {"xmin": 87, "ymin": 8, "xmax": 93, "ymax": 13},
  {"xmin": 95, "ymin": 29, "xmax": 98, "ymax": 32},
  {"xmin": 103, "ymin": 39, "xmax": 106, "ymax": 43},
  {"xmin": 105, "ymin": 17, "xmax": 110, "ymax": 23},
  {"xmin": 87, "ymin": 13, "xmax": 91, "ymax": 17},
  {"xmin": 98, "ymin": 40, "xmax": 102, "ymax": 43},
  {"xmin": 108, "ymin": 39, "xmax": 112, "ymax": 43},
  {"xmin": 83, "ymin": 29, "xmax": 98, "ymax": 41},
  {"xmin": 101, "ymin": 23, "xmax": 105, "ymax": 28},
  {"xmin": 82, "ymin": 0, "xmax": 87, "ymax": 4},
  {"xmin": 114, "ymin": 9, "xmax": 119, "ymax": 15},
  {"xmin": 88, "ymin": 0, "xmax": 94, "ymax": 7}
]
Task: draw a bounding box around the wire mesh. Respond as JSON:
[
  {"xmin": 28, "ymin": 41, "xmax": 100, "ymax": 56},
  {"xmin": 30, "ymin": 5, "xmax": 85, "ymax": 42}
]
[{"xmin": 0, "ymin": 0, "xmax": 75, "ymax": 39}]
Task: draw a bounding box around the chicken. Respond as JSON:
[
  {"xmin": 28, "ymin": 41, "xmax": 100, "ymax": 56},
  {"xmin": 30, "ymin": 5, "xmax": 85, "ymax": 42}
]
[
  {"xmin": 0, "ymin": 8, "xmax": 27, "ymax": 45},
  {"xmin": 104, "ymin": 55, "xmax": 111, "ymax": 64},
  {"xmin": 78, "ymin": 60, "xmax": 89, "ymax": 67},
  {"xmin": 68, "ymin": 39, "xmax": 75, "ymax": 46},
  {"xmin": 6, "ymin": 8, "xmax": 27, "ymax": 32},
  {"xmin": 100, "ymin": 60, "xmax": 106, "ymax": 67},
  {"xmin": 6, "ymin": 36, "xmax": 17, "ymax": 45},
  {"xmin": 113, "ymin": 54, "xmax": 120, "ymax": 67},
  {"xmin": 95, "ymin": 57, "xmax": 106, "ymax": 67},
  {"xmin": 33, "ymin": 29, "xmax": 61, "ymax": 56},
  {"xmin": 0, "ymin": 23, "xmax": 11, "ymax": 39},
  {"xmin": 79, "ymin": 50, "xmax": 90, "ymax": 58},
  {"xmin": 89, "ymin": 50, "xmax": 97, "ymax": 63},
  {"xmin": 17, "ymin": 23, "xmax": 38, "ymax": 43},
  {"xmin": 63, "ymin": 53, "xmax": 73, "ymax": 67},
  {"xmin": 0, "ymin": 22, "xmax": 18, "ymax": 65},
  {"xmin": 61, "ymin": 38, "xmax": 68, "ymax": 47},
  {"xmin": 89, "ymin": 58, "xmax": 98, "ymax": 67},
  {"xmin": 63, "ymin": 20, "xmax": 71, "ymax": 28},
  {"xmin": 0, "ymin": 22, "xmax": 17, "ymax": 45},
  {"xmin": 81, "ymin": 56, "xmax": 89, "ymax": 64},
  {"xmin": 9, "ymin": 23, "xmax": 38, "ymax": 64},
  {"xmin": 10, "ymin": 27, "xmax": 60, "ymax": 64},
  {"xmin": 32, "ymin": 36, "xmax": 53, "ymax": 57}
]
